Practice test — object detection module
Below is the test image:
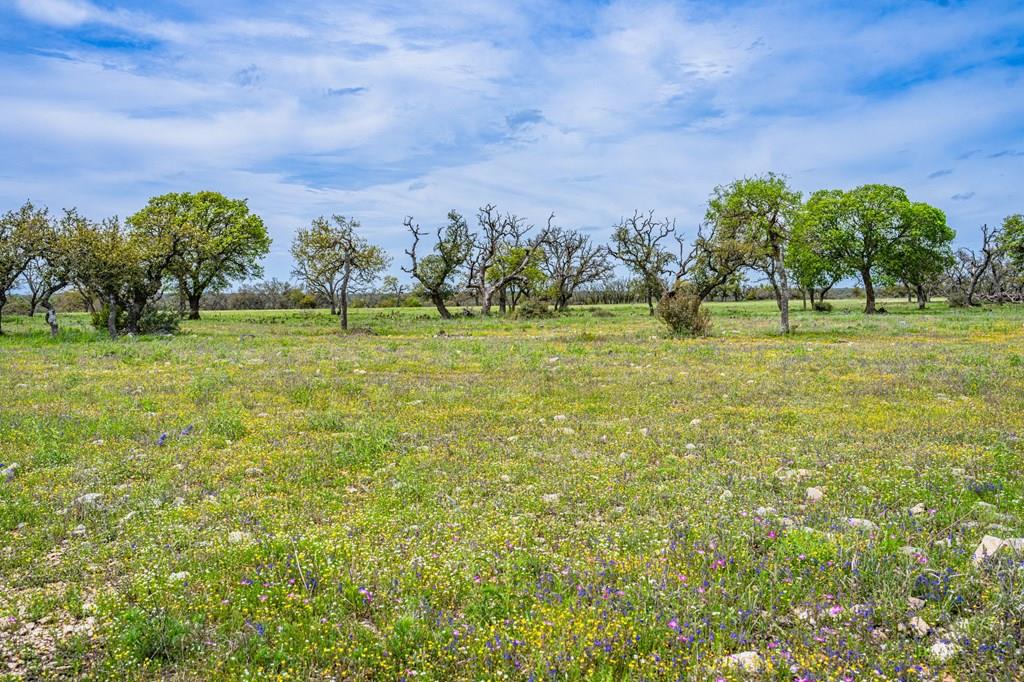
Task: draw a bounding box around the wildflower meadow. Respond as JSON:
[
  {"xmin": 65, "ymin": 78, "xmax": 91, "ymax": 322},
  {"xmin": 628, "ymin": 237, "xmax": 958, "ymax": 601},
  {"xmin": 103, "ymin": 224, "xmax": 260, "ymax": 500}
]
[{"xmin": 1, "ymin": 299, "xmax": 1023, "ymax": 680}]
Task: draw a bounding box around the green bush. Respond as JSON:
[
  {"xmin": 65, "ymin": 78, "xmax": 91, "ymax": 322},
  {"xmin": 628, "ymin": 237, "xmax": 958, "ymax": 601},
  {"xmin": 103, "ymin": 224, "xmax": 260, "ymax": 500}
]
[
  {"xmin": 115, "ymin": 607, "xmax": 195, "ymax": 663},
  {"xmin": 656, "ymin": 285, "xmax": 711, "ymax": 336},
  {"xmin": 91, "ymin": 305, "xmax": 181, "ymax": 335},
  {"xmin": 813, "ymin": 301, "xmax": 833, "ymax": 312},
  {"xmin": 946, "ymin": 289, "xmax": 971, "ymax": 308},
  {"xmin": 514, "ymin": 298, "xmax": 553, "ymax": 319}
]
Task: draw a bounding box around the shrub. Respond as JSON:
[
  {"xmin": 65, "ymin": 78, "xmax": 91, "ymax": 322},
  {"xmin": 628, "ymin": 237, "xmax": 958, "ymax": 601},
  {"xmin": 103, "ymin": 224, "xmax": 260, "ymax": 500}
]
[
  {"xmin": 946, "ymin": 289, "xmax": 971, "ymax": 308},
  {"xmin": 514, "ymin": 298, "xmax": 553, "ymax": 319},
  {"xmin": 813, "ymin": 301, "xmax": 833, "ymax": 312},
  {"xmin": 656, "ymin": 285, "xmax": 711, "ymax": 336},
  {"xmin": 138, "ymin": 308, "xmax": 182, "ymax": 334},
  {"xmin": 115, "ymin": 607, "xmax": 195, "ymax": 663},
  {"xmin": 91, "ymin": 305, "xmax": 181, "ymax": 335}
]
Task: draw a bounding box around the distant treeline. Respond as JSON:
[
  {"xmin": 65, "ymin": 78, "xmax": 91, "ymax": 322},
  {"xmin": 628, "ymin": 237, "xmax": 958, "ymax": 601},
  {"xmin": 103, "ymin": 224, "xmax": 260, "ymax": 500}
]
[{"xmin": 2, "ymin": 177, "xmax": 1021, "ymax": 338}]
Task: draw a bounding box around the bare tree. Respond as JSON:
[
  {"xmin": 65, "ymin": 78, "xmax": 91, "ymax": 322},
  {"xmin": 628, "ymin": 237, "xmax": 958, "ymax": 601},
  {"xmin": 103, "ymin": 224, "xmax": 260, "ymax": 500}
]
[
  {"xmin": 946, "ymin": 224, "xmax": 1001, "ymax": 307},
  {"xmin": 403, "ymin": 211, "xmax": 474, "ymax": 319},
  {"xmin": 609, "ymin": 211, "xmax": 677, "ymax": 315},
  {"xmin": 541, "ymin": 226, "xmax": 613, "ymax": 311},
  {"xmin": 466, "ymin": 205, "xmax": 550, "ymax": 315}
]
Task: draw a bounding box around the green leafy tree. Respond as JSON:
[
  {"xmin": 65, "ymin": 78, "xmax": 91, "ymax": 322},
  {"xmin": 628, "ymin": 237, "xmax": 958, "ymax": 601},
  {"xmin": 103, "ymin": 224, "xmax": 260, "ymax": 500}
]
[
  {"xmin": 67, "ymin": 212, "xmax": 184, "ymax": 337},
  {"xmin": 824, "ymin": 184, "xmax": 914, "ymax": 313},
  {"xmin": 467, "ymin": 205, "xmax": 550, "ymax": 315},
  {"xmin": 662, "ymin": 214, "xmax": 754, "ymax": 334},
  {"xmin": 403, "ymin": 211, "xmax": 474, "ymax": 319},
  {"xmin": 291, "ymin": 215, "xmax": 390, "ymax": 330},
  {"xmin": 131, "ymin": 192, "xmax": 270, "ymax": 319},
  {"xmin": 704, "ymin": 173, "xmax": 802, "ymax": 333},
  {"xmin": 881, "ymin": 202, "xmax": 955, "ymax": 309},
  {"xmin": 488, "ymin": 242, "xmax": 546, "ymax": 313},
  {"xmin": 0, "ymin": 201, "xmax": 49, "ymax": 334},
  {"xmin": 788, "ymin": 190, "xmax": 853, "ymax": 308},
  {"xmin": 380, "ymin": 275, "xmax": 405, "ymax": 306},
  {"xmin": 1002, "ymin": 214, "xmax": 1024, "ymax": 268},
  {"xmin": 25, "ymin": 209, "xmax": 82, "ymax": 335},
  {"xmin": 66, "ymin": 215, "xmax": 135, "ymax": 337}
]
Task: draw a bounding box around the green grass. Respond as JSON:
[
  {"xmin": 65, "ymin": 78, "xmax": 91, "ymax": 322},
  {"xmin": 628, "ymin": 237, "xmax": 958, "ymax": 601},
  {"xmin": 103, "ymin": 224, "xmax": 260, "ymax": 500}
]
[{"xmin": 1, "ymin": 300, "xmax": 1022, "ymax": 679}]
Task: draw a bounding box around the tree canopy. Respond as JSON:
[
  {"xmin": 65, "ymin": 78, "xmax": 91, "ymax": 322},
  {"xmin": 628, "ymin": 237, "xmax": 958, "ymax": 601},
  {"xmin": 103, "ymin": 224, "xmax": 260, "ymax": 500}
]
[{"xmin": 130, "ymin": 191, "xmax": 270, "ymax": 319}]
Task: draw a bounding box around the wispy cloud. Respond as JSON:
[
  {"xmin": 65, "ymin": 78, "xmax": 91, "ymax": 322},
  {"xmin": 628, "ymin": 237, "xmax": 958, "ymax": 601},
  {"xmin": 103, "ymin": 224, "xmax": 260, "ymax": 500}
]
[
  {"xmin": 325, "ymin": 86, "xmax": 367, "ymax": 97},
  {"xmin": 988, "ymin": 149, "xmax": 1024, "ymax": 158},
  {"xmin": 1, "ymin": 0, "xmax": 1022, "ymax": 279}
]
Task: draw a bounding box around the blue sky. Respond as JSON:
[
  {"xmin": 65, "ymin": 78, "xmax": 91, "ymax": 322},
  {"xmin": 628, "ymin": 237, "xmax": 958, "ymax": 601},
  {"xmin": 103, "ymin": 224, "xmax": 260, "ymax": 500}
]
[{"xmin": 1, "ymin": 0, "xmax": 1022, "ymax": 281}]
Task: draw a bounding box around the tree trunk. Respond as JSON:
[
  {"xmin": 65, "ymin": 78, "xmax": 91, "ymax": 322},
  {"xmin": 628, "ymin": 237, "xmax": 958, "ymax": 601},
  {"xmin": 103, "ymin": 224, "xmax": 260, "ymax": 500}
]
[
  {"xmin": 966, "ymin": 272, "xmax": 982, "ymax": 307},
  {"xmin": 774, "ymin": 250, "xmax": 790, "ymax": 333},
  {"xmin": 107, "ymin": 296, "xmax": 119, "ymax": 339},
  {"xmin": 647, "ymin": 291, "xmax": 654, "ymax": 316},
  {"xmin": 916, "ymin": 284, "xmax": 927, "ymax": 310},
  {"xmin": 479, "ymin": 286, "xmax": 494, "ymax": 316},
  {"xmin": 431, "ymin": 292, "xmax": 452, "ymax": 319},
  {"xmin": 41, "ymin": 300, "xmax": 58, "ymax": 336},
  {"xmin": 498, "ymin": 287, "xmax": 507, "ymax": 315},
  {"xmin": 340, "ymin": 288, "xmax": 349, "ymax": 330},
  {"xmin": 0, "ymin": 296, "xmax": 5, "ymax": 335},
  {"xmin": 188, "ymin": 293, "xmax": 202, "ymax": 320},
  {"xmin": 769, "ymin": 278, "xmax": 783, "ymax": 311},
  {"xmin": 862, "ymin": 269, "xmax": 877, "ymax": 314},
  {"xmin": 126, "ymin": 302, "xmax": 142, "ymax": 335}
]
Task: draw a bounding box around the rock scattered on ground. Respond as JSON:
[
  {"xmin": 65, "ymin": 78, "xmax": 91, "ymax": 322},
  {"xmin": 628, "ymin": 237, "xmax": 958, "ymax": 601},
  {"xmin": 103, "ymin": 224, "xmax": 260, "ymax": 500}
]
[
  {"xmin": 930, "ymin": 641, "xmax": 958, "ymax": 662},
  {"xmin": 972, "ymin": 535, "xmax": 1024, "ymax": 566},
  {"xmin": 2, "ymin": 463, "xmax": 18, "ymax": 482},
  {"xmin": 74, "ymin": 493, "xmax": 103, "ymax": 511},
  {"xmin": 776, "ymin": 467, "xmax": 813, "ymax": 482},
  {"xmin": 227, "ymin": 531, "xmax": 252, "ymax": 545},
  {"xmin": 909, "ymin": 616, "xmax": 931, "ymax": 637},
  {"xmin": 847, "ymin": 517, "xmax": 879, "ymax": 532},
  {"xmin": 722, "ymin": 651, "xmax": 764, "ymax": 673}
]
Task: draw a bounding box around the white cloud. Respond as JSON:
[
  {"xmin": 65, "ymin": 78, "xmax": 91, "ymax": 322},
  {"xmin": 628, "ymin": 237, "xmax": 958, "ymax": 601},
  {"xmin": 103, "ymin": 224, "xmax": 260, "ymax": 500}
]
[
  {"xmin": 15, "ymin": 0, "xmax": 98, "ymax": 27},
  {"xmin": 2, "ymin": 0, "xmax": 1023, "ymax": 280}
]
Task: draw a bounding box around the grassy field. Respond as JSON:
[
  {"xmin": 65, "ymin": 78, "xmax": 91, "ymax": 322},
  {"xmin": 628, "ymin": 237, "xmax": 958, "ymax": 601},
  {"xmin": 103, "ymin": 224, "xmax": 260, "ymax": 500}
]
[{"xmin": 1, "ymin": 300, "xmax": 1023, "ymax": 680}]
